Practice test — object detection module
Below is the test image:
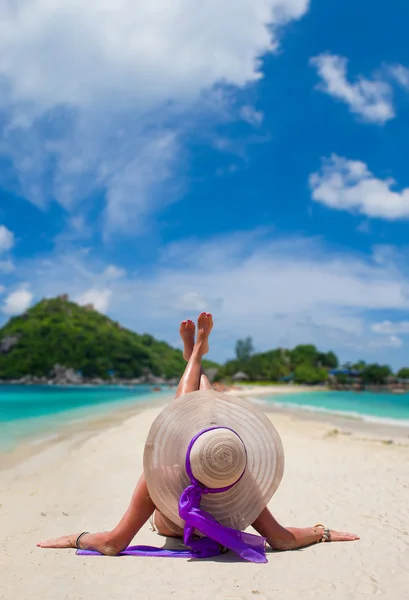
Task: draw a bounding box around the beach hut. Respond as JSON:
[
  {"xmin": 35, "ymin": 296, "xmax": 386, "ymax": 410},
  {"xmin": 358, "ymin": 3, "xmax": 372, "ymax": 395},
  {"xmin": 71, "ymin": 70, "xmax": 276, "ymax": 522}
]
[
  {"xmin": 232, "ymin": 371, "xmax": 249, "ymax": 382},
  {"xmin": 279, "ymin": 373, "xmax": 294, "ymax": 383},
  {"xmin": 329, "ymin": 368, "xmax": 360, "ymax": 377}
]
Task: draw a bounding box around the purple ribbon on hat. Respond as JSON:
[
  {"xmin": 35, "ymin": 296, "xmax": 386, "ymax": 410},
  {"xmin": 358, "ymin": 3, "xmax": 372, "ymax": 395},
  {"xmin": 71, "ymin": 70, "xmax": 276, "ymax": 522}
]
[
  {"xmin": 77, "ymin": 427, "xmax": 267, "ymax": 563},
  {"xmin": 178, "ymin": 426, "xmax": 267, "ymax": 563}
]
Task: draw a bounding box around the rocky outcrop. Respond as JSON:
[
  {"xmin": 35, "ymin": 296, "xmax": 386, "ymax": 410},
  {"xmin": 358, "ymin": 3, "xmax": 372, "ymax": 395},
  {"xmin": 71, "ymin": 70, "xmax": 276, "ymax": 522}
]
[
  {"xmin": 0, "ymin": 335, "xmax": 20, "ymax": 354},
  {"xmin": 49, "ymin": 364, "xmax": 83, "ymax": 385}
]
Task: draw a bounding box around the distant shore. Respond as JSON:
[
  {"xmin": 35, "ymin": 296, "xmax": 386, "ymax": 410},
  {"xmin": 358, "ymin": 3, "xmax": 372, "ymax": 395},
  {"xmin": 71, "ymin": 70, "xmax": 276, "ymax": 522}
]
[
  {"xmin": 225, "ymin": 384, "xmax": 321, "ymax": 396},
  {"xmin": 2, "ymin": 376, "xmax": 408, "ymax": 397}
]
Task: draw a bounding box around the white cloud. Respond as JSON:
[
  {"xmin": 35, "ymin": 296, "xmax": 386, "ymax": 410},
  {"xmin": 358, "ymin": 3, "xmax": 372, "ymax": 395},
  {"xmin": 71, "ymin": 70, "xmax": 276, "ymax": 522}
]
[
  {"xmin": 310, "ymin": 54, "xmax": 394, "ymax": 124},
  {"xmin": 10, "ymin": 232, "xmax": 409, "ymax": 363},
  {"xmin": 0, "ymin": 225, "xmax": 14, "ymax": 252},
  {"xmin": 0, "ymin": 260, "xmax": 14, "ymax": 273},
  {"xmin": 54, "ymin": 214, "xmax": 93, "ymax": 245},
  {"xmin": 215, "ymin": 164, "xmax": 239, "ymax": 177},
  {"xmin": 75, "ymin": 288, "xmax": 112, "ymax": 313},
  {"xmin": 240, "ymin": 105, "xmax": 264, "ymax": 125},
  {"xmin": 310, "ymin": 154, "xmax": 409, "ymax": 220},
  {"xmin": 372, "ymin": 320, "xmax": 409, "ymax": 335},
  {"xmin": 0, "ymin": 0, "xmax": 308, "ymax": 110},
  {"xmin": 371, "ymin": 245, "xmax": 402, "ymax": 267},
  {"xmin": 1, "ymin": 288, "xmax": 33, "ymax": 315},
  {"xmin": 389, "ymin": 64, "xmax": 409, "ymax": 89},
  {"xmin": 170, "ymin": 291, "xmax": 223, "ymax": 312},
  {"xmin": 368, "ymin": 335, "xmax": 403, "ymax": 349},
  {"xmin": 0, "ymin": 0, "xmax": 309, "ymax": 234},
  {"xmin": 102, "ymin": 265, "xmax": 126, "ymax": 281},
  {"xmin": 356, "ymin": 220, "xmax": 371, "ymax": 234}
]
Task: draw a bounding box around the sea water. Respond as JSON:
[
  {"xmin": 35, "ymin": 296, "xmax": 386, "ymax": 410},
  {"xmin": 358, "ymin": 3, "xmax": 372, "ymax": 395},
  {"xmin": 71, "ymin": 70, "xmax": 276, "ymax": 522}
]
[
  {"xmin": 265, "ymin": 390, "xmax": 409, "ymax": 426},
  {"xmin": 3, "ymin": 386, "xmax": 409, "ymax": 454},
  {"xmin": 0, "ymin": 384, "xmax": 173, "ymax": 452}
]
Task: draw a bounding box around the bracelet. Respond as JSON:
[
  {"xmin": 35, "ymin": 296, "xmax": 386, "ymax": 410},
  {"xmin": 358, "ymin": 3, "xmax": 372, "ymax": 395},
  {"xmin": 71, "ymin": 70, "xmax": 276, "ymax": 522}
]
[{"xmin": 313, "ymin": 523, "xmax": 331, "ymax": 542}]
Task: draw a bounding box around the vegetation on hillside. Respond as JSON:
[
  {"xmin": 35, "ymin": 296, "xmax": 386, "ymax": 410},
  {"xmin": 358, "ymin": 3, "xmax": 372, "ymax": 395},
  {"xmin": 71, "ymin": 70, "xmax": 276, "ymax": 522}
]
[
  {"xmin": 216, "ymin": 337, "xmax": 400, "ymax": 386},
  {"xmin": 216, "ymin": 341, "xmax": 337, "ymax": 384},
  {"xmin": 0, "ymin": 298, "xmax": 405, "ymax": 386},
  {"xmin": 0, "ymin": 297, "xmax": 218, "ymax": 380}
]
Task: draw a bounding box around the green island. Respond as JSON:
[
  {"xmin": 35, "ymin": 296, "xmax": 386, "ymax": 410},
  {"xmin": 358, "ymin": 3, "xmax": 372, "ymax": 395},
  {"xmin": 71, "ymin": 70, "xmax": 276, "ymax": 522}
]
[
  {"xmin": 0, "ymin": 296, "xmax": 218, "ymax": 383},
  {"xmin": 0, "ymin": 296, "xmax": 408, "ymax": 390}
]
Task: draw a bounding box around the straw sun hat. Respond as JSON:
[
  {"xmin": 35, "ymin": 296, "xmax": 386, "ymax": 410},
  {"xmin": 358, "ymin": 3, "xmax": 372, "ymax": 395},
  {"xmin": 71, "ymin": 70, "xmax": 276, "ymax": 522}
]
[{"xmin": 143, "ymin": 389, "xmax": 285, "ymax": 532}]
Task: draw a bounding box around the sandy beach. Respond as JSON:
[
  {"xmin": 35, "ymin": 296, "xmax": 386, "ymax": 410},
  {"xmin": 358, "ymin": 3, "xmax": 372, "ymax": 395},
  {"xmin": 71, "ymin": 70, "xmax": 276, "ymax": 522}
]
[
  {"xmin": 225, "ymin": 384, "xmax": 317, "ymax": 396},
  {"xmin": 1, "ymin": 391, "xmax": 409, "ymax": 600}
]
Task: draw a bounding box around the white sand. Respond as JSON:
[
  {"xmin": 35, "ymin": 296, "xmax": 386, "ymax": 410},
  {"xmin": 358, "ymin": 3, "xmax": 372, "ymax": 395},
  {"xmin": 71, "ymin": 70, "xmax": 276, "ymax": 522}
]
[
  {"xmin": 1, "ymin": 397, "xmax": 409, "ymax": 600},
  {"xmin": 227, "ymin": 384, "xmax": 317, "ymax": 396}
]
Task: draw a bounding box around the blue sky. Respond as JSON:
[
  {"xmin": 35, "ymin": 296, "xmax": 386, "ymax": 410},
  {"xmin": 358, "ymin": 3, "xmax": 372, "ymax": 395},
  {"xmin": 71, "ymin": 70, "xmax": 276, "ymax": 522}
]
[{"xmin": 1, "ymin": 0, "xmax": 409, "ymax": 368}]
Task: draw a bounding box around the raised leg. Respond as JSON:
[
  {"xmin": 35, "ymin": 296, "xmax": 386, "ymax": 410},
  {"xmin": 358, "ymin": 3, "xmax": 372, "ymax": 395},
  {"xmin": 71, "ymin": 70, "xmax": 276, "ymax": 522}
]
[
  {"xmin": 179, "ymin": 317, "xmax": 213, "ymax": 391},
  {"xmin": 152, "ymin": 315, "xmax": 213, "ymax": 536},
  {"xmin": 175, "ymin": 312, "xmax": 213, "ymax": 398}
]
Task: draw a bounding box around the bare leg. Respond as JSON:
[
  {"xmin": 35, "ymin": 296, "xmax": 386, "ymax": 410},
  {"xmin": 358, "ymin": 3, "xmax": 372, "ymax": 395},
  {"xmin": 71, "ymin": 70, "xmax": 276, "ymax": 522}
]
[
  {"xmin": 38, "ymin": 313, "xmax": 214, "ymax": 553},
  {"xmin": 179, "ymin": 318, "xmax": 213, "ymax": 391},
  {"xmin": 179, "ymin": 319, "xmax": 195, "ymax": 360},
  {"xmin": 176, "ymin": 312, "xmax": 213, "ymax": 398},
  {"xmin": 199, "ymin": 373, "xmax": 212, "ymax": 389},
  {"xmin": 149, "ymin": 316, "xmax": 212, "ymax": 537}
]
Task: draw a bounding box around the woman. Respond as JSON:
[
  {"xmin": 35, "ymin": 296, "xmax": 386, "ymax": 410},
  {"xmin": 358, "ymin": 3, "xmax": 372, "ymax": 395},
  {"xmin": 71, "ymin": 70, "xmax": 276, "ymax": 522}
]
[{"xmin": 38, "ymin": 313, "xmax": 359, "ymax": 559}]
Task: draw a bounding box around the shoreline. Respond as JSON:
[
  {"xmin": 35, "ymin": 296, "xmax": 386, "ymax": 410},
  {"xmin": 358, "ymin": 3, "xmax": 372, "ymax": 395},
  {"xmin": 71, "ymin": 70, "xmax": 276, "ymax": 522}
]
[
  {"xmin": 224, "ymin": 390, "xmax": 409, "ymax": 449},
  {"xmin": 0, "ymin": 384, "xmax": 308, "ymax": 462},
  {"xmin": 256, "ymin": 398, "xmax": 409, "ymax": 445},
  {"xmin": 0, "ymin": 393, "xmax": 172, "ymax": 472},
  {"xmin": 2, "ymin": 385, "xmax": 409, "ymax": 474}
]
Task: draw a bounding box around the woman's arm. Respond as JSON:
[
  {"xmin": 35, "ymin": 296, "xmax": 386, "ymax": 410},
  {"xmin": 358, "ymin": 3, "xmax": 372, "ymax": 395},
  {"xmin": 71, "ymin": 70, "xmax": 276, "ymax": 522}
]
[
  {"xmin": 252, "ymin": 508, "xmax": 359, "ymax": 551},
  {"xmin": 37, "ymin": 474, "xmax": 155, "ymax": 554}
]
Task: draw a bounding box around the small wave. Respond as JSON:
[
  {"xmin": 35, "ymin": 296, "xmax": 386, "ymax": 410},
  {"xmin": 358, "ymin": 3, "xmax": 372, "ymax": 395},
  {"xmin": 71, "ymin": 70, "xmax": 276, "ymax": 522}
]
[
  {"xmin": 29, "ymin": 432, "xmax": 60, "ymax": 445},
  {"xmin": 357, "ymin": 414, "xmax": 409, "ymax": 427},
  {"xmin": 264, "ymin": 399, "xmax": 409, "ymax": 428},
  {"xmin": 246, "ymin": 396, "xmax": 269, "ymax": 406}
]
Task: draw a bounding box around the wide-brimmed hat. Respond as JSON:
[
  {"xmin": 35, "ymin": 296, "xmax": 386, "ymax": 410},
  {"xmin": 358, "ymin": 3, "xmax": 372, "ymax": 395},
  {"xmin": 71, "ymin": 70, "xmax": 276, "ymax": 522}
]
[{"xmin": 143, "ymin": 389, "xmax": 284, "ymax": 532}]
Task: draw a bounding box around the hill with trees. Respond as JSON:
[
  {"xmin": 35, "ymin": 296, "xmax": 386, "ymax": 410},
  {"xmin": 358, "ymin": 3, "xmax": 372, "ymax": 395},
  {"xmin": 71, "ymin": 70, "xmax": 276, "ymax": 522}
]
[
  {"xmin": 216, "ymin": 337, "xmax": 400, "ymax": 387},
  {"xmin": 216, "ymin": 338, "xmax": 337, "ymax": 384},
  {"xmin": 0, "ymin": 296, "xmax": 218, "ymax": 380},
  {"xmin": 0, "ymin": 298, "xmax": 405, "ymax": 387}
]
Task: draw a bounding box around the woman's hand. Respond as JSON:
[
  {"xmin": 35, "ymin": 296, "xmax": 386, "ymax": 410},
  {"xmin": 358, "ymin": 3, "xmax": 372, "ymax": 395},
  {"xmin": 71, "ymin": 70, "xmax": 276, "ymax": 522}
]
[
  {"xmin": 253, "ymin": 509, "xmax": 360, "ymax": 551},
  {"xmin": 326, "ymin": 529, "xmax": 360, "ymax": 542},
  {"xmin": 37, "ymin": 531, "xmax": 124, "ymax": 555}
]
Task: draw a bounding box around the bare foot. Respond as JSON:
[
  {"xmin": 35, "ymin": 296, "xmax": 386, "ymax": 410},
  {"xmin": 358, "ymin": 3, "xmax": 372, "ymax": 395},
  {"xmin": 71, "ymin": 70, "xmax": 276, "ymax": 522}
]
[
  {"xmin": 179, "ymin": 319, "xmax": 195, "ymax": 360},
  {"xmin": 195, "ymin": 312, "xmax": 213, "ymax": 356},
  {"xmin": 37, "ymin": 531, "xmax": 125, "ymax": 556}
]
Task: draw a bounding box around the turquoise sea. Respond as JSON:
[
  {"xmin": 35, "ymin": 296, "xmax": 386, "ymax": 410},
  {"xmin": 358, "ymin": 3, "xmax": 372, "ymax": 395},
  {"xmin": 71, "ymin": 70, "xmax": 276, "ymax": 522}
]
[
  {"xmin": 265, "ymin": 390, "xmax": 409, "ymax": 426},
  {"xmin": 2, "ymin": 386, "xmax": 409, "ymax": 454},
  {"xmin": 0, "ymin": 385, "xmax": 173, "ymax": 453}
]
